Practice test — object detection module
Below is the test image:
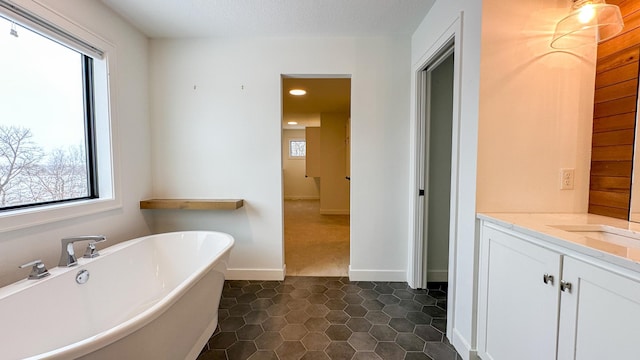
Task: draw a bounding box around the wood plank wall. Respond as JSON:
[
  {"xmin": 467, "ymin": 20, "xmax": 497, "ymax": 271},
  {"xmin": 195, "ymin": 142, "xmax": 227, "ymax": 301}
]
[{"xmin": 589, "ymin": 0, "xmax": 640, "ymax": 219}]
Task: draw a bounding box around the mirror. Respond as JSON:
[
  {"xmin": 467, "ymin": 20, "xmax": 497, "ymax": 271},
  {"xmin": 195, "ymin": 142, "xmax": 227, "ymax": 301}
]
[
  {"xmin": 621, "ymin": 2, "xmax": 640, "ymax": 222},
  {"xmin": 630, "ymin": 114, "xmax": 640, "ymax": 222}
]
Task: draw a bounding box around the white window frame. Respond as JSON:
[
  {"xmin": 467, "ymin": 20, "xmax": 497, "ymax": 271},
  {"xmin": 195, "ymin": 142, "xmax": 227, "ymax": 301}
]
[
  {"xmin": 288, "ymin": 139, "xmax": 306, "ymax": 159},
  {"xmin": 0, "ymin": 0, "xmax": 121, "ymax": 232}
]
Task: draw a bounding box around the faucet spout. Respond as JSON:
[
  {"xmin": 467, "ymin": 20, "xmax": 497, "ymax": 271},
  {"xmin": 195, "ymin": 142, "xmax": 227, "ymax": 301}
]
[{"xmin": 58, "ymin": 235, "xmax": 107, "ymax": 267}]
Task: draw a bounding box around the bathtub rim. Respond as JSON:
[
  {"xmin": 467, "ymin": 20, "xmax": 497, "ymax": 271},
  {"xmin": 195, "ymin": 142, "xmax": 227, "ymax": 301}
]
[{"xmin": 13, "ymin": 230, "xmax": 234, "ymax": 360}]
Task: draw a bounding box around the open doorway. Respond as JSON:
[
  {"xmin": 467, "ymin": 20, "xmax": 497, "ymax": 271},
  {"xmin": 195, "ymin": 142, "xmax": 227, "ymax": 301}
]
[
  {"xmin": 412, "ymin": 36, "xmax": 460, "ymax": 343},
  {"xmin": 421, "ymin": 47, "xmax": 454, "ymax": 286},
  {"xmin": 281, "ymin": 76, "xmax": 351, "ymax": 276}
]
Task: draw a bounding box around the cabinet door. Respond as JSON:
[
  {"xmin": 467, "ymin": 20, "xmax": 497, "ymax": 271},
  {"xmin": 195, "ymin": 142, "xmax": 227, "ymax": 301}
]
[
  {"xmin": 477, "ymin": 225, "xmax": 562, "ymax": 360},
  {"xmin": 558, "ymin": 257, "xmax": 640, "ymax": 360}
]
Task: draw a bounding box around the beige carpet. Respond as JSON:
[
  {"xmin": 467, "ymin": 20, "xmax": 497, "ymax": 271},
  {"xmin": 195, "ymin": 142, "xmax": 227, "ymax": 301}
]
[{"xmin": 284, "ymin": 199, "xmax": 350, "ymax": 276}]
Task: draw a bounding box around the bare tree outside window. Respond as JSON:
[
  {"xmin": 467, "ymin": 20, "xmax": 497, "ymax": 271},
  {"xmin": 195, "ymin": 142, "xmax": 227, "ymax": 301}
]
[
  {"xmin": 28, "ymin": 145, "xmax": 88, "ymax": 202},
  {"xmin": 0, "ymin": 125, "xmax": 88, "ymax": 207},
  {"xmin": 0, "ymin": 126, "xmax": 43, "ymax": 206}
]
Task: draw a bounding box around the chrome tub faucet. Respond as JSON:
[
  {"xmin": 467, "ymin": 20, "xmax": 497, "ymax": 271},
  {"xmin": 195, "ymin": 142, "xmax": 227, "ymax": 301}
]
[
  {"xmin": 58, "ymin": 235, "xmax": 107, "ymax": 267},
  {"xmin": 19, "ymin": 259, "xmax": 50, "ymax": 280}
]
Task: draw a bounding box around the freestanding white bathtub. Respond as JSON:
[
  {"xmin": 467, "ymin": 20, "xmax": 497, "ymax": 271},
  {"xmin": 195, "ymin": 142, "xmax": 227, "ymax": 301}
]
[{"xmin": 0, "ymin": 231, "xmax": 234, "ymax": 360}]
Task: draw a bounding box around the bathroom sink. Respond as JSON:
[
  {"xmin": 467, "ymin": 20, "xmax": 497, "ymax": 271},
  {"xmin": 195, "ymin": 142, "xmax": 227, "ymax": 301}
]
[{"xmin": 549, "ymin": 224, "xmax": 640, "ymax": 249}]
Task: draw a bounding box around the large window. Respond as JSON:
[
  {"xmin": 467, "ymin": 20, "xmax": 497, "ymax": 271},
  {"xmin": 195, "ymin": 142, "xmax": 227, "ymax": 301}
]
[
  {"xmin": 0, "ymin": 15, "xmax": 97, "ymax": 210},
  {"xmin": 0, "ymin": 1, "xmax": 117, "ymax": 232}
]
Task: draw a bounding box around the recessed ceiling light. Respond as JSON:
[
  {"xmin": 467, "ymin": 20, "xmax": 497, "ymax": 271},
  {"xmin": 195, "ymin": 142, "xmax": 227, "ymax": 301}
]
[
  {"xmin": 289, "ymin": 89, "xmax": 306, "ymax": 96},
  {"xmin": 287, "ymin": 121, "xmax": 298, "ymax": 125}
]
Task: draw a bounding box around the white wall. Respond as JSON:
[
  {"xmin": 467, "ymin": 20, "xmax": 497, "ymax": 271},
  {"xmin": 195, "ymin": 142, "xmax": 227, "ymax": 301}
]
[
  {"xmin": 149, "ymin": 36, "xmax": 411, "ymax": 281},
  {"xmin": 282, "ymin": 129, "xmax": 319, "ymax": 199},
  {"xmin": 410, "ymin": 1, "xmax": 482, "ymax": 358},
  {"xmin": 476, "ymin": 0, "xmax": 595, "ymax": 213},
  {"xmin": 0, "ymin": 0, "xmax": 151, "ymax": 288}
]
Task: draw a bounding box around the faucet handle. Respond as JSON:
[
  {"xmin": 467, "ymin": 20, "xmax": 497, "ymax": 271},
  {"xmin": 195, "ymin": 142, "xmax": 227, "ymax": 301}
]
[
  {"xmin": 83, "ymin": 236, "xmax": 107, "ymax": 259},
  {"xmin": 60, "ymin": 235, "xmax": 107, "ymax": 266},
  {"xmin": 19, "ymin": 260, "xmax": 50, "ymax": 280}
]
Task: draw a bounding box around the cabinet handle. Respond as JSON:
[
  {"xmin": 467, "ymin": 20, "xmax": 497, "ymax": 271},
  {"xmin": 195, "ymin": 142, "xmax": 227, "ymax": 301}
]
[
  {"xmin": 560, "ymin": 280, "xmax": 572, "ymax": 293},
  {"xmin": 543, "ymin": 274, "xmax": 554, "ymax": 285}
]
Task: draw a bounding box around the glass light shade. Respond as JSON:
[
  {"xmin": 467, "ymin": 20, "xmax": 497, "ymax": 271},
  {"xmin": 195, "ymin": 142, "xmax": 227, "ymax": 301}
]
[{"xmin": 551, "ymin": 0, "xmax": 623, "ymax": 49}]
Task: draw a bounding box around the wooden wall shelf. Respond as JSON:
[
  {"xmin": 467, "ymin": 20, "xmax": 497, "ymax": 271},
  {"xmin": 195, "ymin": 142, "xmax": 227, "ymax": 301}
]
[{"xmin": 140, "ymin": 199, "xmax": 244, "ymax": 210}]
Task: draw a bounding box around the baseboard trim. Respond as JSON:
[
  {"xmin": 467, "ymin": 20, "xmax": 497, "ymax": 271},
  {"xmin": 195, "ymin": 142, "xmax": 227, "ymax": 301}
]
[
  {"xmin": 427, "ymin": 269, "xmax": 448, "ymax": 282},
  {"xmin": 451, "ymin": 328, "xmax": 479, "ymax": 360},
  {"xmin": 320, "ymin": 209, "xmax": 350, "ymax": 215},
  {"xmin": 225, "ymin": 267, "xmax": 286, "ymax": 281},
  {"xmin": 348, "ymin": 266, "xmax": 406, "ymax": 282}
]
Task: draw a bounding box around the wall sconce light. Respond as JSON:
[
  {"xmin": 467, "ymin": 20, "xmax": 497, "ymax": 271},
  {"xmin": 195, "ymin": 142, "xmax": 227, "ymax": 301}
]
[{"xmin": 551, "ymin": 0, "xmax": 623, "ymax": 49}]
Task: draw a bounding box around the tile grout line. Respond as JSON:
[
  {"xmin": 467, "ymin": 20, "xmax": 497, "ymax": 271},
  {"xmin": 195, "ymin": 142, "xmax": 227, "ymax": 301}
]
[{"xmin": 198, "ymin": 277, "xmax": 461, "ymax": 360}]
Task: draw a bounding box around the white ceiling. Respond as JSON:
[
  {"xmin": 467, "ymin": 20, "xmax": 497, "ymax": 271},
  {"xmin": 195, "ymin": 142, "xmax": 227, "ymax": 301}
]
[
  {"xmin": 100, "ymin": 0, "xmax": 435, "ymax": 38},
  {"xmin": 99, "ymin": 1, "xmax": 434, "ymax": 130}
]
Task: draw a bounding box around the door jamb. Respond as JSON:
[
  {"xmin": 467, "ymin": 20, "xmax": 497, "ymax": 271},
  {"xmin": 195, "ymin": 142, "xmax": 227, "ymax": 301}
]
[
  {"xmin": 418, "ymin": 45, "xmax": 455, "ymax": 289},
  {"xmin": 408, "ymin": 14, "xmax": 463, "ymax": 343}
]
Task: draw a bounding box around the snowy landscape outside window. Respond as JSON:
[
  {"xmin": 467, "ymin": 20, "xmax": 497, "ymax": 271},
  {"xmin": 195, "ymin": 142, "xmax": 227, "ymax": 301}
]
[
  {"xmin": 0, "ymin": 16, "xmax": 97, "ymax": 210},
  {"xmin": 289, "ymin": 139, "xmax": 306, "ymax": 159}
]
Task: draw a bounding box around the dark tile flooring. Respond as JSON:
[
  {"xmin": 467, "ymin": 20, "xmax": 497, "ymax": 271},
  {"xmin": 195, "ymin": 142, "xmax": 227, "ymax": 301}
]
[{"xmin": 197, "ymin": 277, "xmax": 462, "ymax": 360}]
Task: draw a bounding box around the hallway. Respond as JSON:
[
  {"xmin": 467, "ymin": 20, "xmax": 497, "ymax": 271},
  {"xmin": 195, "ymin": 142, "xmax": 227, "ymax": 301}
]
[{"xmin": 284, "ymin": 200, "xmax": 350, "ymax": 277}]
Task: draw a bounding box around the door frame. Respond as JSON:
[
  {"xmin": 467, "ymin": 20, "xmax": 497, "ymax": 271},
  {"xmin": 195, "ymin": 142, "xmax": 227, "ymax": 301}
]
[
  {"xmin": 408, "ymin": 15, "xmax": 463, "ymax": 342},
  {"xmin": 418, "ymin": 45, "xmax": 455, "ymax": 288},
  {"xmin": 280, "ymin": 74, "xmax": 352, "ymax": 277}
]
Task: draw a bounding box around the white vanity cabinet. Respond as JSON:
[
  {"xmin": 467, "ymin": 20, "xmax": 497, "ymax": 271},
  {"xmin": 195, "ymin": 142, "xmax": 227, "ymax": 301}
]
[
  {"xmin": 477, "ymin": 224, "xmax": 562, "ymax": 360},
  {"xmin": 478, "ymin": 220, "xmax": 640, "ymax": 360},
  {"xmin": 557, "ymin": 256, "xmax": 640, "ymax": 360}
]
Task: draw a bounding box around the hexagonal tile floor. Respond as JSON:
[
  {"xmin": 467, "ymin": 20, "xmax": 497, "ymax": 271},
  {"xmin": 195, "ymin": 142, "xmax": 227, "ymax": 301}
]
[{"xmin": 197, "ymin": 277, "xmax": 462, "ymax": 360}]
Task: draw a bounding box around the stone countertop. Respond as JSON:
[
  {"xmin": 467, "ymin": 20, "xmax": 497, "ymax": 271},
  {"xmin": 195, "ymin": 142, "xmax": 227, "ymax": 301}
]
[{"xmin": 478, "ymin": 213, "xmax": 640, "ymax": 273}]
